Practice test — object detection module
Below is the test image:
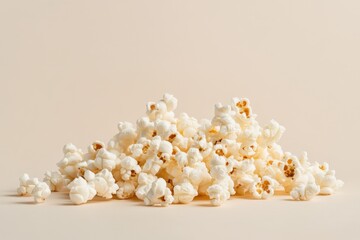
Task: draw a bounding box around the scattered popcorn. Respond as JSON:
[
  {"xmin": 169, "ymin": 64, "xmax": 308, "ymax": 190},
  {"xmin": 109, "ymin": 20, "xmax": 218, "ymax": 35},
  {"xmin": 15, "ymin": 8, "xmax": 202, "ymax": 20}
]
[
  {"xmin": 17, "ymin": 174, "xmax": 39, "ymax": 196},
  {"xmin": 32, "ymin": 182, "xmax": 51, "ymax": 203},
  {"xmin": 16, "ymin": 93, "xmax": 343, "ymax": 206},
  {"xmin": 43, "ymin": 171, "xmax": 70, "ymax": 192},
  {"xmin": 290, "ymin": 170, "xmax": 320, "ymax": 201},
  {"xmin": 68, "ymin": 176, "xmax": 96, "ymax": 205}
]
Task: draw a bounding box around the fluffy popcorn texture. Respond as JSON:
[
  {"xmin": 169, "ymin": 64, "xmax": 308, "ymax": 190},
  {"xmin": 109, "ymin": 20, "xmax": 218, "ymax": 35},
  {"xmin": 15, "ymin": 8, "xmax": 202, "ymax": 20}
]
[
  {"xmin": 143, "ymin": 178, "xmax": 174, "ymax": 207},
  {"xmin": 43, "ymin": 171, "xmax": 70, "ymax": 192},
  {"xmin": 116, "ymin": 181, "xmax": 136, "ymax": 199},
  {"xmin": 32, "ymin": 182, "xmax": 51, "ymax": 203},
  {"xmin": 17, "ymin": 174, "xmax": 39, "ymax": 196},
  {"xmin": 173, "ymin": 182, "xmax": 198, "ymax": 204},
  {"xmin": 68, "ymin": 177, "xmax": 96, "ymax": 205},
  {"xmin": 85, "ymin": 170, "xmax": 119, "ymax": 199},
  {"xmin": 16, "ymin": 93, "xmax": 343, "ymax": 206}
]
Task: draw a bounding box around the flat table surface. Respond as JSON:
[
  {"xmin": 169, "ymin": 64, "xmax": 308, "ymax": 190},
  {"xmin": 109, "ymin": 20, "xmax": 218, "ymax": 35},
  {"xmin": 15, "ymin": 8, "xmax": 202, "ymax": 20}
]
[{"xmin": 1, "ymin": 183, "xmax": 358, "ymax": 240}]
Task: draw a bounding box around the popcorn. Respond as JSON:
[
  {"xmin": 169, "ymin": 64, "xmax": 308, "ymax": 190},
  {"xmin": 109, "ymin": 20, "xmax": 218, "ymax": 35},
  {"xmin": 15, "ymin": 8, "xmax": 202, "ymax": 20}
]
[
  {"xmin": 16, "ymin": 93, "xmax": 343, "ymax": 206},
  {"xmin": 43, "ymin": 171, "xmax": 70, "ymax": 192},
  {"xmin": 310, "ymin": 162, "xmax": 344, "ymax": 195},
  {"xmin": 143, "ymin": 178, "xmax": 174, "ymax": 207},
  {"xmin": 290, "ymin": 170, "xmax": 320, "ymax": 201},
  {"xmin": 57, "ymin": 143, "xmax": 86, "ymax": 179},
  {"xmin": 116, "ymin": 181, "xmax": 136, "ymax": 199},
  {"xmin": 32, "ymin": 182, "xmax": 51, "ymax": 203},
  {"xmin": 249, "ymin": 176, "xmax": 277, "ymax": 199},
  {"xmin": 68, "ymin": 177, "xmax": 96, "ymax": 205},
  {"xmin": 17, "ymin": 174, "xmax": 39, "ymax": 196},
  {"xmin": 135, "ymin": 172, "xmax": 158, "ymax": 200},
  {"xmin": 258, "ymin": 120, "xmax": 285, "ymax": 148},
  {"xmin": 84, "ymin": 141, "xmax": 105, "ymax": 160},
  {"xmin": 119, "ymin": 156, "xmax": 141, "ymax": 181},
  {"xmin": 84, "ymin": 169, "xmax": 119, "ymax": 199},
  {"xmin": 93, "ymin": 149, "xmax": 117, "ymax": 171},
  {"xmin": 173, "ymin": 182, "xmax": 198, "ymax": 204},
  {"xmin": 207, "ymin": 184, "xmax": 230, "ymax": 206}
]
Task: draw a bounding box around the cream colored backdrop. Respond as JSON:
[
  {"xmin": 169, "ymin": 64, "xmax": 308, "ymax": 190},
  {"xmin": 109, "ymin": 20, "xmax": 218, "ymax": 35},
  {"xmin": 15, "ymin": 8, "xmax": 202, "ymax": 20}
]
[{"xmin": 1, "ymin": 1, "xmax": 359, "ymax": 239}]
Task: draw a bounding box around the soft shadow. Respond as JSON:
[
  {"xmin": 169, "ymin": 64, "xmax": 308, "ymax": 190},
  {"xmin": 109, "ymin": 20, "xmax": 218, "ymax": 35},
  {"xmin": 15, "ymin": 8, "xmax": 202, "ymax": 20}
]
[
  {"xmin": 58, "ymin": 202, "xmax": 78, "ymax": 206},
  {"xmin": 236, "ymin": 194, "xmax": 261, "ymax": 200},
  {"xmin": 13, "ymin": 201, "xmax": 37, "ymax": 205},
  {"xmin": 282, "ymin": 199, "xmax": 296, "ymax": 202},
  {"xmin": 2, "ymin": 193, "xmax": 20, "ymax": 197},
  {"xmin": 52, "ymin": 192, "xmax": 70, "ymax": 199},
  {"xmin": 114, "ymin": 197, "xmax": 142, "ymax": 203},
  {"xmin": 196, "ymin": 203, "xmax": 218, "ymax": 207}
]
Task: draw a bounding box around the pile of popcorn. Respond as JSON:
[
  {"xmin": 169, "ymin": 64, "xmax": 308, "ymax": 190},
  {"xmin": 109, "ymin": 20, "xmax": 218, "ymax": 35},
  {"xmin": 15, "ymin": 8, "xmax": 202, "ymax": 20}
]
[{"xmin": 17, "ymin": 94, "xmax": 343, "ymax": 206}]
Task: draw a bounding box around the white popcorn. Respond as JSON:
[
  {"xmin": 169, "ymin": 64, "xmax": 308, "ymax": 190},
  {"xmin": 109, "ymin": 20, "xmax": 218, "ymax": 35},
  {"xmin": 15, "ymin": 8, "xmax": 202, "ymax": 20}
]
[
  {"xmin": 207, "ymin": 184, "xmax": 230, "ymax": 206},
  {"xmin": 310, "ymin": 162, "xmax": 344, "ymax": 195},
  {"xmin": 249, "ymin": 176, "xmax": 277, "ymax": 199},
  {"xmin": 173, "ymin": 182, "xmax": 198, "ymax": 204},
  {"xmin": 116, "ymin": 181, "xmax": 136, "ymax": 199},
  {"xmin": 119, "ymin": 156, "xmax": 141, "ymax": 181},
  {"xmin": 93, "ymin": 149, "xmax": 117, "ymax": 171},
  {"xmin": 258, "ymin": 120, "xmax": 285, "ymax": 148},
  {"xmin": 17, "ymin": 174, "xmax": 39, "ymax": 196},
  {"xmin": 232, "ymin": 97, "xmax": 253, "ymax": 119},
  {"xmin": 143, "ymin": 178, "xmax": 174, "ymax": 207},
  {"xmin": 177, "ymin": 113, "xmax": 199, "ymax": 138},
  {"xmin": 57, "ymin": 143, "xmax": 86, "ymax": 179},
  {"xmin": 232, "ymin": 159, "xmax": 258, "ymax": 195},
  {"xmin": 142, "ymin": 137, "xmax": 173, "ymax": 175},
  {"xmin": 135, "ymin": 172, "xmax": 158, "ymax": 200},
  {"xmin": 108, "ymin": 122, "xmax": 137, "ymax": 155},
  {"xmin": 290, "ymin": 170, "xmax": 320, "ymax": 201},
  {"xmin": 32, "ymin": 182, "xmax": 51, "ymax": 203},
  {"xmin": 85, "ymin": 169, "xmax": 119, "ymax": 199},
  {"xmin": 162, "ymin": 93, "xmax": 178, "ymax": 112},
  {"xmin": 68, "ymin": 177, "xmax": 96, "ymax": 205},
  {"xmin": 17, "ymin": 93, "xmax": 343, "ymax": 206},
  {"xmin": 83, "ymin": 141, "xmax": 105, "ymax": 160},
  {"xmin": 43, "ymin": 171, "xmax": 70, "ymax": 192}
]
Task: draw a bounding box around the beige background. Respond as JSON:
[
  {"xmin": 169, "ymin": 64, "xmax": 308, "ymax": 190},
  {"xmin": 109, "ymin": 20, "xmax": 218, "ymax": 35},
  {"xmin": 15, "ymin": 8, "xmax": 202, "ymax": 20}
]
[{"xmin": 1, "ymin": 0, "xmax": 360, "ymax": 239}]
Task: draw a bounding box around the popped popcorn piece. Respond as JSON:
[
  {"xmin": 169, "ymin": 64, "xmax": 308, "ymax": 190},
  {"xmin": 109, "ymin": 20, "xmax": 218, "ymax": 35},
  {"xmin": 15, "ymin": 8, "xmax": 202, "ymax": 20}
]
[
  {"xmin": 68, "ymin": 177, "xmax": 96, "ymax": 205},
  {"xmin": 135, "ymin": 172, "xmax": 158, "ymax": 200},
  {"xmin": 57, "ymin": 143, "xmax": 86, "ymax": 179},
  {"xmin": 207, "ymin": 184, "xmax": 230, "ymax": 206},
  {"xmin": 85, "ymin": 169, "xmax": 119, "ymax": 199},
  {"xmin": 17, "ymin": 174, "xmax": 39, "ymax": 196},
  {"xmin": 119, "ymin": 156, "xmax": 141, "ymax": 181},
  {"xmin": 94, "ymin": 148, "xmax": 117, "ymax": 171},
  {"xmin": 108, "ymin": 122, "xmax": 137, "ymax": 155},
  {"xmin": 173, "ymin": 182, "xmax": 198, "ymax": 204},
  {"xmin": 43, "ymin": 171, "xmax": 70, "ymax": 192},
  {"xmin": 290, "ymin": 170, "xmax": 320, "ymax": 201},
  {"xmin": 32, "ymin": 182, "xmax": 51, "ymax": 203},
  {"xmin": 143, "ymin": 178, "xmax": 174, "ymax": 207},
  {"xmin": 84, "ymin": 141, "xmax": 105, "ymax": 160},
  {"xmin": 116, "ymin": 181, "xmax": 136, "ymax": 199},
  {"xmin": 258, "ymin": 120, "xmax": 285, "ymax": 148},
  {"xmin": 249, "ymin": 176, "xmax": 277, "ymax": 199},
  {"xmin": 310, "ymin": 162, "xmax": 344, "ymax": 195}
]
